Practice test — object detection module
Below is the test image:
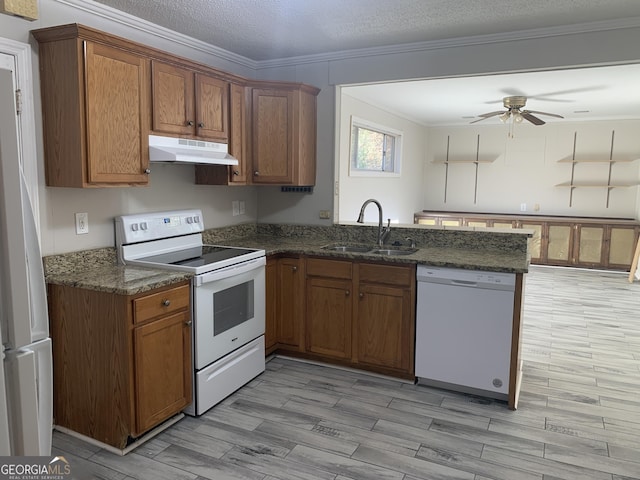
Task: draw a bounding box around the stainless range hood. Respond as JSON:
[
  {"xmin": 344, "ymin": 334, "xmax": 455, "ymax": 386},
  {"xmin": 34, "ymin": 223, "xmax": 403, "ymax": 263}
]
[{"xmin": 148, "ymin": 135, "xmax": 238, "ymax": 166}]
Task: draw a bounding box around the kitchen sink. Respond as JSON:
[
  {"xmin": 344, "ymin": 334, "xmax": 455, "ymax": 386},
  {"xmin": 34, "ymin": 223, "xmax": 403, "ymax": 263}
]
[
  {"xmin": 370, "ymin": 248, "xmax": 418, "ymax": 256},
  {"xmin": 322, "ymin": 244, "xmax": 372, "ymax": 253},
  {"xmin": 322, "ymin": 244, "xmax": 418, "ymax": 255}
]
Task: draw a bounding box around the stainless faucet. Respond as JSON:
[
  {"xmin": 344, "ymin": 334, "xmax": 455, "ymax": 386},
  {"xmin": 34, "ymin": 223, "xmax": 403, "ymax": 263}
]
[{"xmin": 357, "ymin": 199, "xmax": 391, "ymax": 247}]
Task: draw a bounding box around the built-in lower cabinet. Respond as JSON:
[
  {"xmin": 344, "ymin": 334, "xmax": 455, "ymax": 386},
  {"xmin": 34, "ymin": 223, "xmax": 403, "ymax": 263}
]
[
  {"xmin": 355, "ymin": 263, "xmax": 415, "ymax": 373},
  {"xmin": 415, "ymin": 211, "xmax": 639, "ymax": 271},
  {"xmin": 305, "ymin": 258, "xmax": 353, "ymax": 360},
  {"xmin": 266, "ymin": 255, "xmax": 415, "ymax": 379},
  {"xmin": 47, "ymin": 281, "xmax": 192, "ymax": 449}
]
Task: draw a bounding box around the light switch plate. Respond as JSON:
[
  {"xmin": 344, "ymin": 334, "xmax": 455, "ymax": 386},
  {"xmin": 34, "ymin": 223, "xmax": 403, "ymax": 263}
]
[{"xmin": 232, "ymin": 200, "xmax": 240, "ymax": 216}]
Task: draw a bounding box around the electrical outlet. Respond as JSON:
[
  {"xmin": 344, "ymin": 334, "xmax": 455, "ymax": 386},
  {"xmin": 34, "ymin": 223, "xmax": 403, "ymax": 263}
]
[
  {"xmin": 239, "ymin": 201, "xmax": 245, "ymax": 215},
  {"xmin": 75, "ymin": 212, "xmax": 88, "ymax": 235},
  {"xmin": 534, "ymin": 203, "xmax": 540, "ymax": 212},
  {"xmin": 319, "ymin": 210, "xmax": 331, "ymax": 219},
  {"xmin": 232, "ymin": 200, "xmax": 240, "ymax": 216},
  {"xmin": 520, "ymin": 203, "xmax": 527, "ymax": 212}
]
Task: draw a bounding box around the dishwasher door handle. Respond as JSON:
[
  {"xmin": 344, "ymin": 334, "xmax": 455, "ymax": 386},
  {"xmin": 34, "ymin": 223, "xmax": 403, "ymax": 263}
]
[{"xmin": 450, "ymin": 280, "xmax": 478, "ymax": 287}]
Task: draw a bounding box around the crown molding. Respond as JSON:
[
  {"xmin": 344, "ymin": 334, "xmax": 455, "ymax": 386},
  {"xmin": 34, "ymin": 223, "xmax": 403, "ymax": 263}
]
[
  {"xmin": 255, "ymin": 16, "xmax": 640, "ymax": 69},
  {"xmin": 53, "ymin": 0, "xmax": 259, "ymax": 70},
  {"xmin": 53, "ymin": 1, "xmax": 640, "ymax": 72}
]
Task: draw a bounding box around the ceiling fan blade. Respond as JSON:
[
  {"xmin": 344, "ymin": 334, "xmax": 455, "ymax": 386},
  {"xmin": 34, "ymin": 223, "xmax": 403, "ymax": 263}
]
[
  {"xmin": 526, "ymin": 109, "xmax": 564, "ymax": 119},
  {"xmin": 470, "ymin": 111, "xmax": 505, "ymax": 124},
  {"xmin": 521, "ymin": 112, "xmax": 545, "ymax": 125},
  {"xmin": 477, "ymin": 111, "xmax": 505, "ymax": 118}
]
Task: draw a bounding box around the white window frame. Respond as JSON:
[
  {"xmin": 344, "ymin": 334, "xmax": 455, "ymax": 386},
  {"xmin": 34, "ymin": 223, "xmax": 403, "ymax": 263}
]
[{"xmin": 349, "ymin": 116, "xmax": 402, "ymax": 177}]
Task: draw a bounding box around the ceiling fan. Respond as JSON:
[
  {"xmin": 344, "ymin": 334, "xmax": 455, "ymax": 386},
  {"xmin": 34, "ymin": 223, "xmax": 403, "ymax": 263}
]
[{"xmin": 471, "ymin": 96, "xmax": 564, "ymax": 125}]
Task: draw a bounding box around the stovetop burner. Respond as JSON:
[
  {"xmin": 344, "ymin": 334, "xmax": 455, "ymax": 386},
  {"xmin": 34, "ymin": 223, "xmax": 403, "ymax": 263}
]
[{"xmin": 141, "ymin": 245, "xmax": 259, "ymax": 268}]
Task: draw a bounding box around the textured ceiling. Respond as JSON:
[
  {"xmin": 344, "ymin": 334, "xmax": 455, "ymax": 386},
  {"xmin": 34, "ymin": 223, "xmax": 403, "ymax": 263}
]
[{"xmin": 94, "ymin": 0, "xmax": 640, "ymax": 61}]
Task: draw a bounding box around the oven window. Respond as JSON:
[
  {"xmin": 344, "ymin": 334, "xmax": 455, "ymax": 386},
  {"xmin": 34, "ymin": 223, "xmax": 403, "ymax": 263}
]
[{"xmin": 213, "ymin": 280, "xmax": 255, "ymax": 335}]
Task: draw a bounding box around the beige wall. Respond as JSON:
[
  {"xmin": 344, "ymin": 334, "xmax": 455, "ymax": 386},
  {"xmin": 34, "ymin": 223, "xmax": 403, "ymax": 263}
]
[
  {"xmin": 424, "ymin": 120, "xmax": 640, "ymax": 218},
  {"xmin": 337, "ymin": 93, "xmax": 426, "ymax": 224}
]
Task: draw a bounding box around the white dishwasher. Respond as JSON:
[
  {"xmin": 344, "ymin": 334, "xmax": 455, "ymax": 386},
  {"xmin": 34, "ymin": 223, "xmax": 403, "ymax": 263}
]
[{"xmin": 415, "ymin": 265, "xmax": 515, "ymax": 400}]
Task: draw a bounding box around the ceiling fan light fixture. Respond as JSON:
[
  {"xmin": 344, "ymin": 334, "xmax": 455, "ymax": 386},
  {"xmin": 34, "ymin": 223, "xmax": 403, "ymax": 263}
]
[
  {"xmin": 513, "ymin": 111, "xmax": 524, "ymax": 123},
  {"xmin": 499, "ymin": 112, "xmax": 510, "ymax": 123}
]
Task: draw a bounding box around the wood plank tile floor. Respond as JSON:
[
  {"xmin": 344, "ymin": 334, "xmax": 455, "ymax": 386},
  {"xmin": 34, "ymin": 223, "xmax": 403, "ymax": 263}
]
[{"xmin": 53, "ymin": 265, "xmax": 640, "ymax": 479}]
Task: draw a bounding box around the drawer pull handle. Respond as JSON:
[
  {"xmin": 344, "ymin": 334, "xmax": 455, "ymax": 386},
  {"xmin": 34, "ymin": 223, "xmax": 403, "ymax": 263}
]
[
  {"xmin": 162, "ymin": 299, "xmax": 171, "ymax": 307},
  {"xmin": 292, "ymin": 266, "xmax": 297, "ymax": 272},
  {"xmin": 187, "ymin": 120, "xmax": 194, "ymax": 126},
  {"xmin": 359, "ymin": 292, "xmax": 364, "ymax": 298},
  {"xmin": 345, "ymin": 290, "xmax": 350, "ymax": 296},
  {"xmin": 233, "ymin": 170, "xmax": 240, "ymax": 176},
  {"xmin": 198, "ymin": 122, "xmax": 205, "ymax": 128},
  {"xmin": 185, "ymin": 320, "xmax": 192, "ymax": 326}
]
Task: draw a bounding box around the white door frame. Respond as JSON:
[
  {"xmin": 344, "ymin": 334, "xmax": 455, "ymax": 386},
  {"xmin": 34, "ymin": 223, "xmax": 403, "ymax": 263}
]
[{"xmin": 0, "ymin": 37, "xmax": 41, "ymax": 240}]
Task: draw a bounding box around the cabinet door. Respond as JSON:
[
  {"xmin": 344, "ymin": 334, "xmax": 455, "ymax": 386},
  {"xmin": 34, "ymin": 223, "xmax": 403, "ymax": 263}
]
[
  {"xmin": 277, "ymin": 257, "xmax": 304, "ymax": 350},
  {"xmin": 519, "ymin": 221, "xmax": 544, "ymax": 263},
  {"xmin": 151, "ymin": 61, "xmax": 195, "ymax": 135},
  {"xmin": 228, "ymin": 83, "xmax": 249, "ymax": 184},
  {"xmin": 252, "ymin": 88, "xmax": 294, "ymax": 184},
  {"xmin": 574, "ymin": 225, "xmax": 605, "ymax": 267},
  {"xmin": 134, "ymin": 310, "xmax": 192, "ymax": 434},
  {"xmin": 356, "ymin": 283, "xmax": 413, "ymax": 372},
  {"xmin": 306, "ymin": 277, "xmax": 352, "ymax": 359},
  {"xmin": 606, "ymin": 225, "xmax": 638, "ymax": 269},
  {"xmin": 85, "ymin": 42, "xmax": 150, "ymax": 184},
  {"xmin": 194, "ymin": 83, "xmax": 247, "ymax": 185},
  {"xmin": 195, "ymin": 73, "xmax": 229, "ymax": 141},
  {"xmin": 546, "ymin": 223, "xmax": 573, "ymax": 265},
  {"xmin": 265, "ymin": 257, "xmax": 277, "ymax": 352}
]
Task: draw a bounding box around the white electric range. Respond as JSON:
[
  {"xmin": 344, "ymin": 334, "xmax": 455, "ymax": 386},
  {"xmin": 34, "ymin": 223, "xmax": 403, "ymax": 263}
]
[{"xmin": 115, "ymin": 209, "xmax": 266, "ymax": 416}]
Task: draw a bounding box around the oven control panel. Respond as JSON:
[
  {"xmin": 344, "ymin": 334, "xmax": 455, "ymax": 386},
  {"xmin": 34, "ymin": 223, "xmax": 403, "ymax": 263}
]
[{"xmin": 115, "ymin": 209, "xmax": 204, "ymax": 246}]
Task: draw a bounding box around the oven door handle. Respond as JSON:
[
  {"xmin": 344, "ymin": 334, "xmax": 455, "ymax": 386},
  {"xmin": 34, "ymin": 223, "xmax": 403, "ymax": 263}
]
[{"xmin": 195, "ymin": 257, "xmax": 266, "ymax": 286}]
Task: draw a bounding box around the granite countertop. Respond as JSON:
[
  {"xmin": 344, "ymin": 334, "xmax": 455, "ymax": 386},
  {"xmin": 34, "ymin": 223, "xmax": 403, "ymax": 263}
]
[
  {"xmin": 43, "ymin": 223, "xmax": 530, "ymax": 294},
  {"xmin": 44, "ymin": 248, "xmax": 192, "ymax": 295},
  {"xmin": 214, "ymin": 235, "xmax": 530, "ymax": 273}
]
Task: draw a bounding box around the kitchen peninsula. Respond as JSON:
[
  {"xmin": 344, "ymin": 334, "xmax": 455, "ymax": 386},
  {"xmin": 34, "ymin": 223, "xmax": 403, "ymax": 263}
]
[{"xmin": 44, "ymin": 220, "xmax": 530, "ymax": 446}]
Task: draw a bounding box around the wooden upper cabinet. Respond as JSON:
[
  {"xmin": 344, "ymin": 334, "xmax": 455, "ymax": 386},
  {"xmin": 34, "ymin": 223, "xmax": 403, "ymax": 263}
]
[
  {"xmin": 32, "ymin": 24, "xmax": 320, "ymax": 188},
  {"xmin": 151, "ymin": 60, "xmax": 229, "ymax": 142},
  {"xmin": 195, "ymin": 83, "xmax": 249, "ymax": 185},
  {"xmin": 33, "ymin": 26, "xmax": 151, "ymax": 187},
  {"xmin": 251, "ymin": 84, "xmax": 319, "ymax": 185}
]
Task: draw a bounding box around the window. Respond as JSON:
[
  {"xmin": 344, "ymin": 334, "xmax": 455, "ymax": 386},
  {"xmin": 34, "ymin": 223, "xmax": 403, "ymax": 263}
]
[{"xmin": 349, "ymin": 117, "xmax": 402, "ymax": 176}]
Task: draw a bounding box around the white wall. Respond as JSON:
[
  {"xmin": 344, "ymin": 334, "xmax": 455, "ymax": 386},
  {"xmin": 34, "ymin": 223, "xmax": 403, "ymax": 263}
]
[
  {"xmin": 338, "ymin": 93, "xmax": 425, "ymax": 224},
  {"xmin": 424, "ymin": 120, "xmax": 640, "ymax": 218},
  {"xmin": 0, "ymin": 0, "xmax": 259, "ymax": 255}
]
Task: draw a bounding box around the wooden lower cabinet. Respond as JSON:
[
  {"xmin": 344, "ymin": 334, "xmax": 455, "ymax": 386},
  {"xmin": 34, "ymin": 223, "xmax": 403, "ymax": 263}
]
[
  {"xmin": 355, "ymin": 264, "xmax": 415, "ymax": 373},
  {"xmin": 265, "ymin": 255, "xmax": 305, "ymax": 354},
  {"xmin": 306, "ymin": 276, "xmax": 353, "ymax": 359},
  {"xmin": 266, "ymin": 256, "xmax": 416, "ymax": 378},
  {"xmin": 276, "ymin": 257, "xmax": 305, "ymax": 350},
  {"xmin": 265, "ymin": 257, "xmax": 278, "ymax": 353},
  {"xmin": 305, "ymin": 257, "xmax": 415, "ymax": 378},
  {"xmin": 48, "ymin": 281, "xmax": 192, "ymax": 449},
  {"xmin": 415, "ymin": 211, "xmax": 640, "ymax": 271}
]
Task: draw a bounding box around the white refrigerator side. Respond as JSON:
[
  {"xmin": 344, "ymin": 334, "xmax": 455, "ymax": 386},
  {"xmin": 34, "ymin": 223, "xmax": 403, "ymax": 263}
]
[
  {"xmin": 0, "ymin": 328, "xmax": 10, "ymax": 455},
  {"xmin": 0, "ymin": 63, "xmax": 52, "ymax": 455}
]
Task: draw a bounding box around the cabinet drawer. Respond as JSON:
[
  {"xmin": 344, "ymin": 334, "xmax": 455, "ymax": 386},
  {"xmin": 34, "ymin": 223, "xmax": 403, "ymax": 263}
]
[
  {"xmin": 306, "ymin": 258, "xmax": 352, "ymax": 279},
  {"xmin": 134, "ymin": 283, "xmax": 190, "ymax": 324},
  {"xmin": 359, "ymin": 263, "xmax": 413, "ymax": 287}
]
